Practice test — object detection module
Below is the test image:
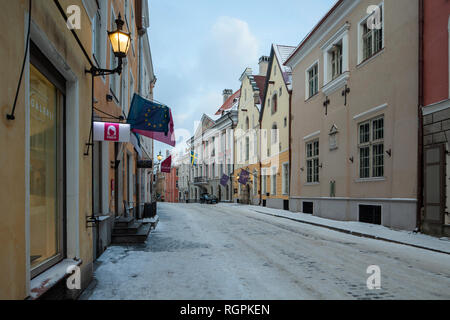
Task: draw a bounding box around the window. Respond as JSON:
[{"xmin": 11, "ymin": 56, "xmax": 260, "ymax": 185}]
[
  {"xmin": 262, "ymin": 168, "xmax": 267, "ymax": 195},
  {"xmin": 358, "ymin": 116, "xmax": 384, "ymax": 178},
  {"xmin": 361, "ymin": 4, "xmax": 384, "ymax": 62},
  {"xmin": 271, "ymin": 123, "xmax": 278, "ymax": 146},
  {"xmin": 331, "ymin": 44, "xmax": 343, "ymax": 80},
  {"xmin": 271, "ymin": 94, "xmax": 278, "ymax": 114},
  {"xmin": 245, "ymin": 136, "xmax": 249, "ymax": 161},
  {"xmin": 359, "ymin": 205, "xmax": 382, "ymax": 225},
  {"xmin": 306, "ymin": 140, "xmax": 319, "ymax": 183},
  {"xmin": 284, "ymin": 117, "xmax": 287, "ymax": 128},
  {"xmin": 271, "ymin": 167, "xmax": 277, "ymax": 195},
  {"xmin": 282, "ymin": 163, "xmax": 289, "ymax": 195},
  {"xmin": 29, "ymin": 58, "xmax": 65, "ymax": 277},
  {"xmin": 303, "ymin": 202, "xmax": 314, "ymax": 214},
  {"xmin": 279, "ymin": 87, "xmax": 282, "ymax": 97},
  {"xmin": 307, "ymin": 63, "xmax": 319, "ymax": 98}
]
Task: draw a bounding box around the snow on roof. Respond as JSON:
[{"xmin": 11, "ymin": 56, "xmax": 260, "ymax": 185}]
[
  {"xmin": 215, "ymin": 90, "xmax": 241, "ymax": 115},
  {"xmin": 273, "ymin": 44, "xmax": 296, "ymax": 89}
]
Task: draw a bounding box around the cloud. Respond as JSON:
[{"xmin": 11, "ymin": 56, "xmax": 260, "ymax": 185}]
[{"xmin": 209, "ymin": 16, "xmax": 260, "ymax": 68}]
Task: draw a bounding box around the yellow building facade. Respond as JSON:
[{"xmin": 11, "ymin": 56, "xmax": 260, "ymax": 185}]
[
  {"xmin": 0, "ymin": 0, "xmax": 96, "ymax": 299},
  {"xmin": 260, "ymin": 45, "xmax": 296, "ymax": 209}
]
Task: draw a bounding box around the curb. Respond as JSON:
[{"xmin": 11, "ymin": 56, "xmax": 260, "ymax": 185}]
[{"xmin": 252, "ymin": 210, "xmax": 450, "ymax": 255}]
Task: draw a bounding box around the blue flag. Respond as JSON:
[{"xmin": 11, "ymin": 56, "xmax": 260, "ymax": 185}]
[{"xmin": 127, "ymin": 94, "xmax": 170, "ymax": 135}]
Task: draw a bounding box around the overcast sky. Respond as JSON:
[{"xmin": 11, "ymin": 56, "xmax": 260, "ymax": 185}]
[{"xmin": 147, "ymin": 0, "xmax": 337, "ymax": 160}]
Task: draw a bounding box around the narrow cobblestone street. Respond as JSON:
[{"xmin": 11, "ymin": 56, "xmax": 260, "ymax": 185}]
[{"xmin": 81, "ymin": 203, "xmax": 450, "ymax": 300}]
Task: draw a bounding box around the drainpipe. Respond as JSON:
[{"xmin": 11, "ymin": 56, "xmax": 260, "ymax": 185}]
[
  {"xmin": 288, "ymin": 89, "xmax": 292, "ymax": 210},
  {"xmin": 417, "ymin": 0, "xmax": 424, "ymax": 231},
  {"xmin": 259, "ymin": 114, "xmax": 262, "ymax": 206}
]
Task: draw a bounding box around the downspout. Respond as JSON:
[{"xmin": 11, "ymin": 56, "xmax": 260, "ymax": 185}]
[
  {"xmin": 288, "ymin": 89, "xmax": 292, "ymax": 210},
  {"xmin": 227, "ymin": 112, "xmax": 235, "ymax": 202},
  {"xmin": 259, "ymin": 116, "xmax": 262, "ymax": 206},
  {"xmin": 417, "ymin": 0, "xmax": 424, "ymax": 231}
]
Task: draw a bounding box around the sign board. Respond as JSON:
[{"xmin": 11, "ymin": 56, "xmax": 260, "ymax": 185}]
[
  {"xmin": 94, "ymin": 122, "xmax": 130, "ymax": 142},
  {"xmin": 137, "ymin": 160, "xmax": 153, "ymax": 169},
  {"xmin": 220, "ymin": 174, "xmax": 229, "ymax": 187}
]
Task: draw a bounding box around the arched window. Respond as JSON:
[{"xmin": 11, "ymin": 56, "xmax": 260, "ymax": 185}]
[{"xmin": 272, "ymin": 94, "xmax": 278, "ymax": 114}]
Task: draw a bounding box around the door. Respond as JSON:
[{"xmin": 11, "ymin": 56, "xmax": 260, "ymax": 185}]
[{"xmin": 424, "ymin": 145, "xmax": 446, "ymax": 226}]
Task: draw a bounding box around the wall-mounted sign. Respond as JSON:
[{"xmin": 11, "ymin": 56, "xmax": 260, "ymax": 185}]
[
  {"xmin": 94, "ymin": 122, "xmax": 130, "ymax": 142},
  {"xmin": 137, "ymin": 160, "xmax": 153, "ymax": 169}
]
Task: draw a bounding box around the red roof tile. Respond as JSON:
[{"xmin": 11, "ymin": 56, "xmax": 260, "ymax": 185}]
[{"xmin": 215, "ymin": 89, "xmax": 241, "ymax": 115}]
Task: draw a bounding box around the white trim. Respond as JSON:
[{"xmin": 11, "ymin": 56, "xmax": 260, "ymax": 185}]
[
  {"xmin": 281, "ymin": 161, "xmax": 289, "ymax": 195},
  {"xmin": 305, "ymin": 59, "xmax": 320, "ymax": 100},
  {"xmin": 355, "ymin": 177, "xmax": 386, "ymax": 183},
  {"xmin": 320, "ymin": 22, "xmax": 351, "ymax": 51},
  {"xmin": 303, "ymin": 130, "xmax": 321, "ymax": 141},
  {"xmin": 322, "ymin": 71, "xmax": 349, "ymax": 96},
  {"xmin": 422, "ymin": 99, "xmax": 450, "ymax": 115},
  {"xmin": 286, "ymin": 0, "xmax": 362, "ymax": 70},
  {"xmin": 353, "ymin": 103, "xmax": 388, "ymax": 120}
]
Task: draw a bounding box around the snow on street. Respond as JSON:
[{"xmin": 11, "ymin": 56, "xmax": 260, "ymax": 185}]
[{"xmin": 81, "ymin": 203, "xmax": 450, "ymax": 300}]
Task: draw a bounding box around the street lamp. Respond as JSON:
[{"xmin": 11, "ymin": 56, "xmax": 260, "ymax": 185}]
[
  {"xmin": 87, "ymin": 13, "xmax": 131, "ymax": 77},
  {"xmin": 157, "ymin": 151, "xmax": 163, "ymax": 162}
]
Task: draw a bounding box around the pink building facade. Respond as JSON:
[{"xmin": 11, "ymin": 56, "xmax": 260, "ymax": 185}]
[{"xmin": 164, "ymin": 167, "xmax": 179, "ymax": 203}]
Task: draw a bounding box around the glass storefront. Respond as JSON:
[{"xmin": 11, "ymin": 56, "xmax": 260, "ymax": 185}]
[{"xmin": 29, "ymin": 63, "xmax": 63, "ymax": 274}]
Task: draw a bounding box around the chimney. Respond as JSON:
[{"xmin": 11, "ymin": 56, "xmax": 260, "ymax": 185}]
[
  {"xmin": 259, "ymin": 56, "xmax": 270, "ymax": 76},
  {"xmin": 223, "ymin": 89, "xmax": 233, "ymax": 103}
]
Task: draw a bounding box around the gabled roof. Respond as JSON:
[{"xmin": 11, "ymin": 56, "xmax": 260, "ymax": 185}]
[
  {"xmin": 259, "ymin": 44, "xmax": 296, "ymax": 122},
  {"xmin": 194, "ymin": 114, "xmax": 215, "ymax": 138},
  {"xmin": 215, "ymin": 90, "xmax": 241, "ymax": 115}
]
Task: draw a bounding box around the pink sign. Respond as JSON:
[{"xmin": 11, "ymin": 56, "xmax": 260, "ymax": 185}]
[{"xmin": 104, "ymin": 123, "xmax": 119, "ymax": 141}]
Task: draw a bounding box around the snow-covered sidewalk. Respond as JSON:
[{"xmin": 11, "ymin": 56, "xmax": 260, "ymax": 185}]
[{"xmin": 218, "ymin": 203, "xmax": 450, "ymax": 254}]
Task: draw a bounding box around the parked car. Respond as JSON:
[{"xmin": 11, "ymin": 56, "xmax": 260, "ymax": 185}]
[{"xmin": 200, "ymin": 193, "xmax": 218, "ymax": 204}]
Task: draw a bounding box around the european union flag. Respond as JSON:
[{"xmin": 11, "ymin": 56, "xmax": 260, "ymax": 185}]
[{"xmin": 127, "ymin": 94, "xmax": 170, "ymax": 135}]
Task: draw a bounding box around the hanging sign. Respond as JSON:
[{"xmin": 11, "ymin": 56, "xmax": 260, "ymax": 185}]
[
  {"xmin": 137, "ymin": 160, "xmax": 153, "ymax": 169},
  {"xmin": 94, "ymin": 122, "xmax": 130, "ymax": 142}
]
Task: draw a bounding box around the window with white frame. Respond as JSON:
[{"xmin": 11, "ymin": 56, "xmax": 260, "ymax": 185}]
[
  {"xmin": 306, "ymin": 140, "xmax": 319, "ymax": 183},
  {"xmin": 282, "ymin": 163, "xmax": 289, "ymax": 195},
  {"xmin": 271, "ymin": 167, "xmax": 277, "ymax": 195},
  {"xmin": 361, "ymin": 4, "xmax": 384, "ymax": 62},
  {"xmin": 358, "ymin": 116, "xmax": 384, "ymax": 178},
  {"xmin": 331, "ymin": 43, "xmax": 343, "ymax": 80},
  {"xmin": 358, "ymin": 3, "xmax": 384, "ymax": 64},
  {"xmin": 307, "ymin": 63, "xmax": 319, "ymax": 98},
  {"xmin": 321, "ymin": 23, "xmax": 349, "ymax": 88}
]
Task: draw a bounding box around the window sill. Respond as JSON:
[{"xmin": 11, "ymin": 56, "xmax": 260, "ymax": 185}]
[
  {"xmin": 305, "ymin": 182, "xmax": 320, "ymax": 186},
  {"xmin": 357, "ymin": 48, "xmax": 385, "ymax": 69},
  {"xmin": 29, "ymin": 259, "xmax": 82, "ymax": 300},
  {"xmin": 322, "ymin": 72, "xmax": 349, "ymax": 96},
  {"xmin": 355, "ymin": 177, "xmax": 386, "ymax": 183}
]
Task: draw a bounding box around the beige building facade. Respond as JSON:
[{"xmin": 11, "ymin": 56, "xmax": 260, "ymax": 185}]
[{"xmin": 286, "ymin": 0, "xmax": 419, "ymax": 230}]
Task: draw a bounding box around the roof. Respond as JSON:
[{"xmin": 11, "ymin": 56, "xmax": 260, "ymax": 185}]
[
  {"xmin": 273, "ymin": 44, "xmax": 296, "ymax": 89},
  {"xmin": 285, "ymin": 0, "xmax": 343, "ymax": 66},
  {"xmin": 215, "ymin": 90, "xmax": 241, "ymax": 115}
]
